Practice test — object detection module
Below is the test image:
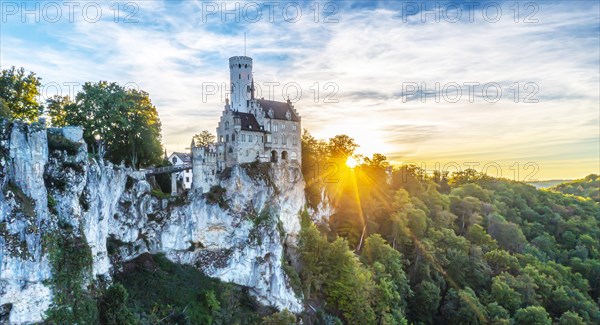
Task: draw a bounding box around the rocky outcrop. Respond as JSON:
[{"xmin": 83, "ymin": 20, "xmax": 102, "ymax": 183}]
[{"xmin": 0, "ymin": 121, "xmax": 305, "ymax": 323}]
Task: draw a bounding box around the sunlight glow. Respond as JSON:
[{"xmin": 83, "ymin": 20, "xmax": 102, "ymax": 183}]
[{"xmin": 346, "ymin": 156, "xmax": 358, "ymax": 168}]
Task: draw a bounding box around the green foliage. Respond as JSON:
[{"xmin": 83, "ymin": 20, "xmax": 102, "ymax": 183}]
[
  {"xmin": 409, "ymin": 281, "xmax": 441, "ymax": 324},
  {"xmin": 550, "ymin": 174, "xmax": 599, "ymax": 203},
  {"xmin": 97, "ymin": 284, "xmax": 137, "ymax": 324},
  {"xmin": 46, "ymin": 81, "xmax": 163, "ymax": 168},
  {"xmin": 194, "ymin": 130, "xmax": 216, "ymax": 147},
  {"xmin": 299, "ymin": 131, "xmax": 600, "ymax": 325},
  {"xmin": 514, "ymin": 306, "xmax": 551, "ymax": 325},
  {"xmin": 45, "ymin": 232, "xmax": 98, "ymax": 324},
  {"xmin": 115, "ymin": 253, "xmax": 266, "ymax": 324},
  {"xmin": 261, "ymin": 309, "xmax": 296, "ymax": 324},
  {"xmin": 0, "ymin": 66, "xmax": 42, "ymax": 121},
  {"xmin": 47, "ymin": 131, "xmax": 81, "ymax": 155},
  {"xmin": 203, "ymin": 185, "xmax": 228, "ymax": 209}
]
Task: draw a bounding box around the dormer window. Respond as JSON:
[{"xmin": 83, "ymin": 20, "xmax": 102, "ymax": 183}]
[{"xmin": 285, "ymin": 110, "xmax": 291, "ymax": 120}]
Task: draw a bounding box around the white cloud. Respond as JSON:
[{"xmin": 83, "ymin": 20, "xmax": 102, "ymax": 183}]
[{"xmin": 0, "ymin": 0, "xmax": 597, "ymax": 179}]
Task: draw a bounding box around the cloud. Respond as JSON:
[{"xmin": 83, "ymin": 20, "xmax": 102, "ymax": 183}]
[{"xmin": 0, "ymin": 0, "xmax": 598, "ymax": 179}]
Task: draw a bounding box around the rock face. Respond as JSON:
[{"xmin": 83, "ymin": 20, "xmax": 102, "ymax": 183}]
[{"xmin": 0, "ymin": 121, "xmax": 304, "ymax": 323}]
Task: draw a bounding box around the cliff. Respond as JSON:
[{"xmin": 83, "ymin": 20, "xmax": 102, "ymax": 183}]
[{"xmin": 0, "ymin": 121, "xmax": 305, "ymax": 323}]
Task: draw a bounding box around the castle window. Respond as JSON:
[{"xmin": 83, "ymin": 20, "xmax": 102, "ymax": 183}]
[
  {"xmin": 245, "ymin": 64, "xmax": 247, "ymax": 68},
  {"xmin": 282, "ymin": 136, "xmax": 287, "ymax": 145},
  {"xmin": 231, "ymin": 134, "xmax": 235, "ymax": 141},
  {"xmin": 242, "ymin": 134, "xmax": 246, "ymax": 141},
  {"xmin": 238, "ymin": 64, "xmax": 241, "ymax": 68},
  {"xmin": 239, "ymin": 74, "xmax": 241, "ymax": 79},
  {"xmin": 274, "ymin": 123, "xmax": 278, "ymax": 133},
  {"xmin": 186, "ymin": 177, "xmax": 189, "ymax": 182},
  {"xmin": 220, "ymin": 136, "xmax": 224, "ymax": 143},
  {"xmin": 226, "ymin": 134, "xmax": 229, "ymax": 142},
  {"xmin": 282, "ymin": 124, "xmax": 286, "ymax": 131},
  {"xmin": 293, "ymin": 136, "xmax": 297, "ymax": 145},
  {"xmin": 225, "ymin": 121, "xmax": 229, "ymax": 130},
  {"xmin": 292, "ymin": 124, "xmax": 297, "ymax": 131},
  {"xmin": 274, "ymin": 136, "xmax": 278, "ymax": 144},
  {"xmin": 172, "ymin": 157, "xmax": 177, "ymax": 164},
  {"xmin": 249, "ymin": 135, "xmax": 253, "ymax": 142}
]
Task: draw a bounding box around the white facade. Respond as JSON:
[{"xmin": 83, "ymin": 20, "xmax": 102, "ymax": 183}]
[
  {"xmin": 168, "ymin": 152, "xmax": 193, "ymax": 189},
  {"xmin": 229, "ymin": 56, "xmax": 253, "ymax": 113}
]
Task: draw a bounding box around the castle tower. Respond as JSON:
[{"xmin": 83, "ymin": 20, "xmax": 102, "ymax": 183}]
[{"xmin": 229, "ymin": 56, "xmax": 253, "ymax": 112}]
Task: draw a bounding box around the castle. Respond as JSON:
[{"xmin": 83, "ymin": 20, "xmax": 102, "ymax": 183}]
[{"xmin": 189, "ymin": 56, "xmax": 302, "ymax": 193}]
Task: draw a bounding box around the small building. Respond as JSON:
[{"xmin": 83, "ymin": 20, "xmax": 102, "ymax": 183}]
[{"xmin": 167, "ymin": 152, "xmax": 193, "ymax": 189}]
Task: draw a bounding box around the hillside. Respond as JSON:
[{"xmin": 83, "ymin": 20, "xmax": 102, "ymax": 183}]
[{"xmin": 550, "ymin": 174, "xmax": 600, "ymax": 203}]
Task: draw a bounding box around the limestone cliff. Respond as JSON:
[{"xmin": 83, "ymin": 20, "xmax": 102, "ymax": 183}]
[{"xmin": 0, "ymin": 121, "xmax": 305, "ymax": 323}]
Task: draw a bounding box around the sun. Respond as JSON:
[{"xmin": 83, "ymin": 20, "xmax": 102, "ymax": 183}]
[{"xmin": 346, "ymin": 156, "xmax": 358, "ymax": 168}]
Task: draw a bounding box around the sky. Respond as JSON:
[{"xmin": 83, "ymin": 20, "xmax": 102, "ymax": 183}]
[{"xmin": 1, "ymin": 0, "xmax": 598, "ymax": 180}]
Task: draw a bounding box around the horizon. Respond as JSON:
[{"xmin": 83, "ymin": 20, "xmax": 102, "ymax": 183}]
[{"xmin": 2, "ymin": 0, "xmax": 598, "ymax": 180}]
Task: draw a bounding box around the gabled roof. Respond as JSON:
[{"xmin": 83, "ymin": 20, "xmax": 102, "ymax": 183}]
[
  {"xmin": 257, "ymin": 99, "xmax": 300, "ymax": 122},
  {"xmin": 233, "ymin": 111, "xmax": 264, "ymax": 132},
  {"xmin": 170, "ymin": 152, "xmax": 191, "ymax": 163}
]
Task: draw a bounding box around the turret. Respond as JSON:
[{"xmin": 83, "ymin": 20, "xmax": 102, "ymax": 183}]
[{"xmin": 229, "ymin": 56, "xmax": 253, "ymax": 112}]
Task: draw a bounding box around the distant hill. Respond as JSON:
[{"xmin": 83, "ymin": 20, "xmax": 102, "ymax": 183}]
[
  {"xmin": 548, "ymin": 174, "xmax": 600, "ymax": 202},
  {"xmin": 527, "ymin": 179, "xmax": 571, "ymax": 189}
]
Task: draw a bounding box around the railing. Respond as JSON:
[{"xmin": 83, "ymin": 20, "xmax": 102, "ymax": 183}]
[{"xmin": 145, "ymin": 164, "xmax": 192, "ymax": 175}]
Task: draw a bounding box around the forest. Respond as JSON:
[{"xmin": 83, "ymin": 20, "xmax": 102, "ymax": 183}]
[{"xmin": 298, "ymin": 131, "xmax": 600, "ymax": 324}]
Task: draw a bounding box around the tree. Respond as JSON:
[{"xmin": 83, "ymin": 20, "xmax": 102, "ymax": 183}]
[
  {"xmin": 98, "ymin": 284, "xmax": 136, "ymax": 325},
  {"xmin": 409, "ymin": 281, "xmax": 441, "ymax": 324},
  {"xmin": 440, "ymin": 287, "xmax": 487, "ymax": 324},
  {"xmin": 48, "ymin": 81, "xmax": 163, "ymax": 168},
  {"xmin": 558, "ymin": 311, "xmax": 585, "ymax": 325},
  {"xmin": 194, "ymin": 130, "xmax": 215, "ymax": 147},
  {"xmin": 0, "ymin": 66, "xmax": 42, "ymax": 121},
  {"xmin": 46, "ymin": 95, "xmax": 76, "ymax": 127},
  {"xmin": 361, "ymin": 234, "xmax": 411, "ymax": 322},
  {"xmin": 327, "ymin": 134, "xmax": 358, "ymax": 159},
  {"xmin": 261, "ymin": 309, "xmax": 296, "ymax": 324},
  {"xmin": 513, "ymin": 306, "xmax": 551, "ymax": 325}
]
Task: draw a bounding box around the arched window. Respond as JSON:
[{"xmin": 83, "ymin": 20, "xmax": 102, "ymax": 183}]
[
  {"xmin": 225, "ymin": 121, "xmax": 229, "ymax": 130},
  {"xmin": 291, "ymin": 152, "xmax": 298, "ymax": 160}
]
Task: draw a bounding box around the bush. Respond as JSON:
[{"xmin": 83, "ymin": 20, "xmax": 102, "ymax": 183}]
[
  {"xmin": 204, "ymin": 185, "xmax": 228, "ymax": 209},
  {"xmin": 47, "ymin": 131, "xmax": 81, "ymax": 155},
  {"xmin": 98, "ymin": 284, "xmax": 137, "ymax": 325}
]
